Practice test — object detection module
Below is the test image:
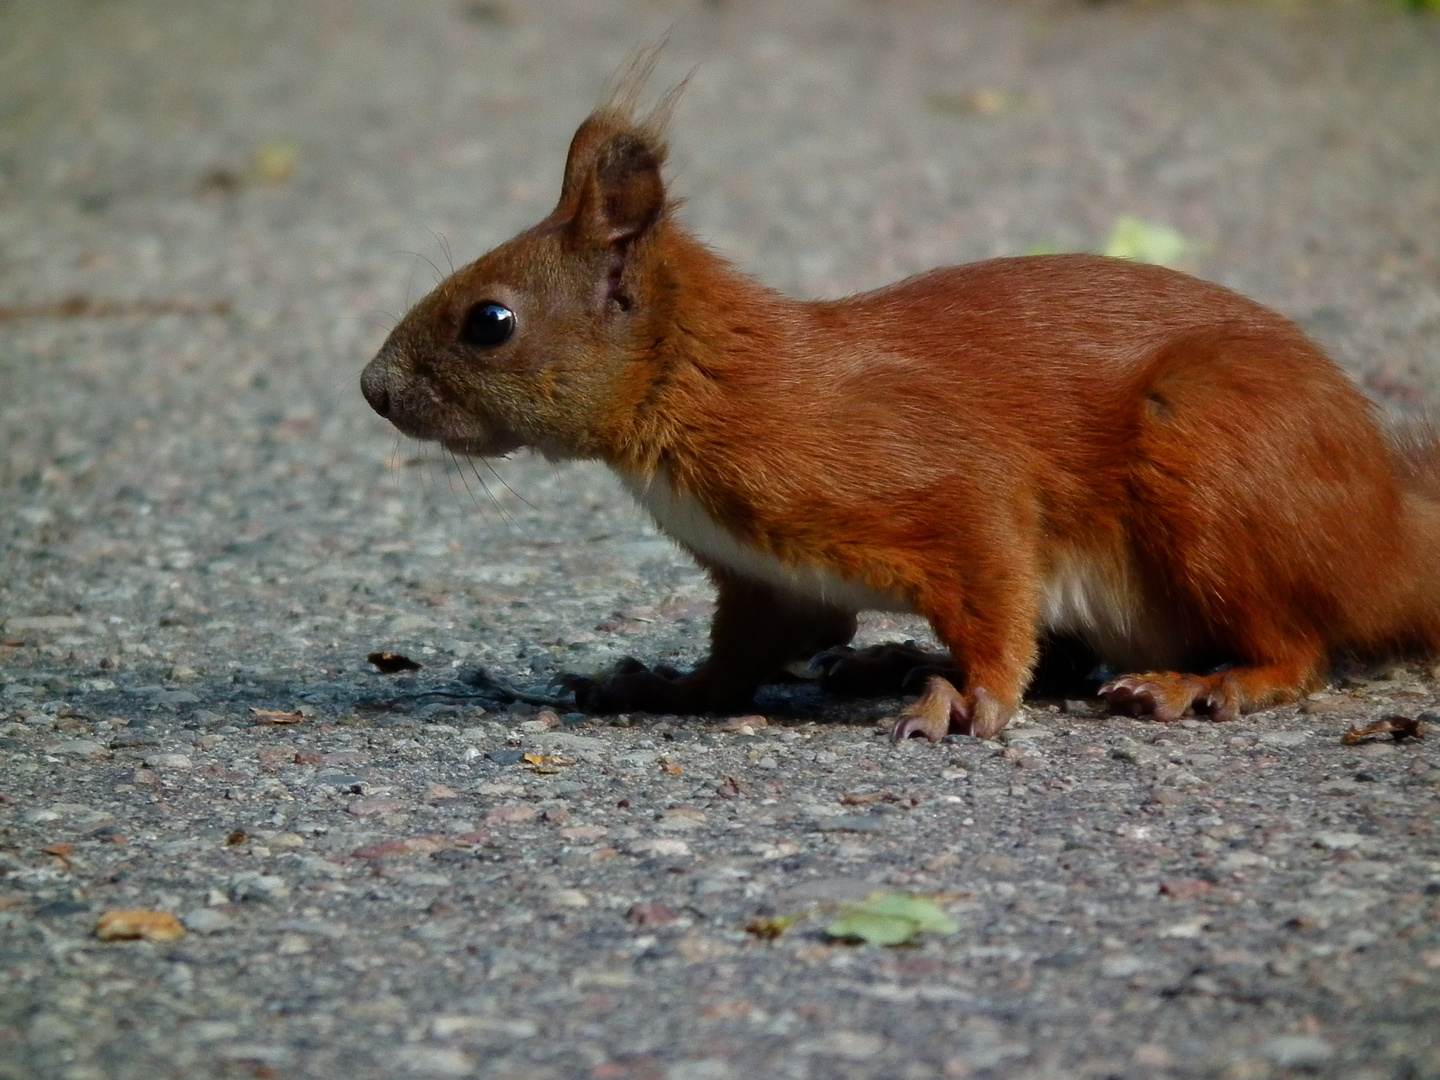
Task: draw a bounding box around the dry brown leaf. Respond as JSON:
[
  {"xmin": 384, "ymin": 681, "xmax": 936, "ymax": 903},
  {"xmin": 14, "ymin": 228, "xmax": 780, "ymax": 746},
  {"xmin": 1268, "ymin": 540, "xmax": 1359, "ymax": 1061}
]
[
  {"xmin": 367, "ymin": 651, "xmax": 422, "ymax": 673},
  {"xmin": 745, "ymin": 914, "xmax": 801, "ymax": 941},
  {"xmin": 95, "ymin": 909, "xmax": 185, "ymax": 942},
  {"xmin": 523, "ymin": 753, "xmax": 571, "ymax": 774},
  {"xmin": 249, "ymin": 707, "xmax": 304, "ymax": 724},
  {"xmin": 1341, "ymin": 715, "xmax": 1427, "ymax": 746}
]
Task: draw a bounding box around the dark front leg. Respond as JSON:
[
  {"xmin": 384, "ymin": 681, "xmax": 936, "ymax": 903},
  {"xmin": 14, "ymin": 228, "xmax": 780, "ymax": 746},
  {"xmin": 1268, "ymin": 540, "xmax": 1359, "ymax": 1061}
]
[
  {"xmin": 571, "ymin": 568, "xmax": 857, "ymax": 714},
  {"xmin": 814, "ymin": 642, "xmax": 961, "ymax": 697}
]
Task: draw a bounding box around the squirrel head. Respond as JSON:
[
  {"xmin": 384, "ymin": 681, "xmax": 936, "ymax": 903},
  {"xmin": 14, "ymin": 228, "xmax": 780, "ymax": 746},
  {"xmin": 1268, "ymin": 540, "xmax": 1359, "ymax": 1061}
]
[{"xmin": 361, "ymin": 104, "xmax": 674, "ymax": 461}]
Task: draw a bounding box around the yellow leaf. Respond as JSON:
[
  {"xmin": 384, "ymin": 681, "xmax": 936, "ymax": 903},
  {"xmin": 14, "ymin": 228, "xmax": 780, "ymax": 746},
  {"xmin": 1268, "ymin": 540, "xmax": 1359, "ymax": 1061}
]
[
  {"xmin": 745, "ymin": 913, "xmax": 804, "ymax": 940},
  {"xmin": 252, "ymin": 142, "xmax": 298, "ymax": 184}
]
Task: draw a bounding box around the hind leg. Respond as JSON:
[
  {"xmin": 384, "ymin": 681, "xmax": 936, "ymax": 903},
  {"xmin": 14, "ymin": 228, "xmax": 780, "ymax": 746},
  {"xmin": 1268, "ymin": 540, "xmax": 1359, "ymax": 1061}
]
[
  {"xmin": 1100, "ymin": 329, "xmax": 1353, "ymax": 723},
  {"xmin": 1100, "ymin": 645, "xmax": 1324, "ymax": 723}
]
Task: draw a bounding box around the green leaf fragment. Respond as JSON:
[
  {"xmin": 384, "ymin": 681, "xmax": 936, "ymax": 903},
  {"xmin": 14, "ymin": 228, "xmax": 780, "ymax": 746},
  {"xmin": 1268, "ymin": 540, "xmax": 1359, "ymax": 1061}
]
[
  {"xmin": 827, "ymin": 911, "xmax": 921, "ymax": 946},
  {"xmin": 1103, "ymin": 216, "xmax": 1187, "ymax": 267},
  {"xmin": 825, "ymin": 892, "xmax": 959, "ymax": 945}
]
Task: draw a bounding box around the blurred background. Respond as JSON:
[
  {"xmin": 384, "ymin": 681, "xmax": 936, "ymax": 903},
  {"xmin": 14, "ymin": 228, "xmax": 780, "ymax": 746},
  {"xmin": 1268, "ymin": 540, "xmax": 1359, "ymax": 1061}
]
[{"xmin": 3, "ymin": 10, "xmax": 1439, "ymax": 1079}]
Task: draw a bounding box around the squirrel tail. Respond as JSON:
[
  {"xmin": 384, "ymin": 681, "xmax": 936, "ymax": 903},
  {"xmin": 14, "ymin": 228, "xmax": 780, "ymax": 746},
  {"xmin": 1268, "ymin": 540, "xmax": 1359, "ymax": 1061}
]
[{"xmin": 1389, "ymin": 418, "xmax": 1440, "ymax": 656}]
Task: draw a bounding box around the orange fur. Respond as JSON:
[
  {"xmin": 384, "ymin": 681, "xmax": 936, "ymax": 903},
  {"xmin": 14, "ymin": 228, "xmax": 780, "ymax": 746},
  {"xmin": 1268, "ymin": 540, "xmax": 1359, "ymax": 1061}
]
[{"xmin": 361, "ymin": 98, "xmax": 1440, "ymax": 741}]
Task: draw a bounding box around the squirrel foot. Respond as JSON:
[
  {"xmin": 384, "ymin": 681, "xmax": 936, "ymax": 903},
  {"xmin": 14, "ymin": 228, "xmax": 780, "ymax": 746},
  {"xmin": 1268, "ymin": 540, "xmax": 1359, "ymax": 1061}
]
[
  {"xmin": 563, "ymin": 657, "xmax": 757, "ymax": 715},
  {"xmin": 562, "ymin": 657, "xmax": 690, "ymax": 713},
  {"xmin": 889, "ymin": 676, "xmax": 1013, "ymax": 743},
  {"xmin": 1098, "ymin": 671, "xmax": 1240, "ymax": 723},
  {"xmin": 815, "ymin": 642, "xmax": 960, "ymax": 697}
]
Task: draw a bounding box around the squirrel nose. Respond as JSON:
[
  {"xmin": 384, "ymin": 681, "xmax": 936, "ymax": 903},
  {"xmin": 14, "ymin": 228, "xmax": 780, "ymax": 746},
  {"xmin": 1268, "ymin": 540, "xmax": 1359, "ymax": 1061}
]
[{"xmin": 360, "ymin": 366, "xmax": 392, "ymax": 418}]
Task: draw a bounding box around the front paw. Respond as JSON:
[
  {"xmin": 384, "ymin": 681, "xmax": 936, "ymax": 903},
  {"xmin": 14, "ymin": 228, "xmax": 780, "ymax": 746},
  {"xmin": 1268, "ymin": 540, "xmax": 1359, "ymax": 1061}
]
[
  {"xmin": 561, "ymin": 658, "xmax": 666, "ymax": 713},
  {"xmin": 889, "ymin": 676, "xmax": 1014, "ymax": 743},
  {"xmin": 562, "ymin": 658, "xmax": 714, "ymax": 714}
]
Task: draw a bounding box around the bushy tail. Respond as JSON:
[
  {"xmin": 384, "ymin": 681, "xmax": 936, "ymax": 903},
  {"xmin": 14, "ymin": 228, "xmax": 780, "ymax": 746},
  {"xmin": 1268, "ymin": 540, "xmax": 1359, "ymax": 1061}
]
[
  {"xmin": 1389, "ymin": 418, "xmax": 1440, "ymax": 653},
  {"xmin": 1391, "ymin": 418, "xmax": 1440, "ymax": 500}
]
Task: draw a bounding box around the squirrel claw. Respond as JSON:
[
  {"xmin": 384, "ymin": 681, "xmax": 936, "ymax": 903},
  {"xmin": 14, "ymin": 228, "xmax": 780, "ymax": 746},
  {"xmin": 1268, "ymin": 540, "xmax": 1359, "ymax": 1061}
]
[
  {"xmin": 1098, "ymin": 671, "xmax": 1239, "ymax": 723},
  {"xmin": 1099, "ymin": 674, "xmax": 1186, "ymax": 721},
  {"xmin": 889, "ymin": 676, "xmax": 1011, "ymax": 743}
]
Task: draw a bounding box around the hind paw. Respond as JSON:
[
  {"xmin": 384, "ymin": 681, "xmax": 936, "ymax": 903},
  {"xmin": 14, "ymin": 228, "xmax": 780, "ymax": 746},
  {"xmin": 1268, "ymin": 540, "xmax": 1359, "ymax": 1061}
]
[{"xmin": 1099, "ymin": 672, "xmax": 1239, "ymax": 724}]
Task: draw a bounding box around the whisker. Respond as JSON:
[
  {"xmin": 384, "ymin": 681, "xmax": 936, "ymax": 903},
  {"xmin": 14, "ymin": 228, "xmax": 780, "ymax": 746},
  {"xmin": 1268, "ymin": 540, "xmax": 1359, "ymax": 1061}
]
[
  {"xmin": 388, "ymin": 433, "xmax": 402, "ymax": 488},
  {"xmin": 428, "ymin": 229, "xmax": 456, "ymax": 277},
  {"xmin": 413, "ymin": 438, "xmax": 442, "ymax": 513},
  {"xmin": 481, "ymin": 457, "xmax": 536, "ymax": 513},
  {"xmin": 449, "ymin": 448, "xmax": 494, "ymax": 525},
  {"xmin": 465, "ymin": 454, "xmax": 516, "ymax": 525},
  {"xmin": 401, "ymin": 249, "xmax": 446, "ymax": 289}
]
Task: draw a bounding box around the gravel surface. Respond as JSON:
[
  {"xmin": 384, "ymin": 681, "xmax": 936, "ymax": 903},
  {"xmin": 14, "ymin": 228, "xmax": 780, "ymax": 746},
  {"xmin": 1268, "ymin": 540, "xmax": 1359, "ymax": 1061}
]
[{"xmin": 4, "ymin": 2, "xmax": 1440, "ymax": 1079}]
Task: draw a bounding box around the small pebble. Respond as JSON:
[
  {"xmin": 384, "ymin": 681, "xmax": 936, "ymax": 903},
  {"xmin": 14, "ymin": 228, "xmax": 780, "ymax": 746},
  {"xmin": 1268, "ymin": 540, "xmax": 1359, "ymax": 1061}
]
[
  {"xmin": 1313, "ymin": 831, "xmax": 1364, "ymax": 851},
  {"xmin": 230, "ymin": 874, "xmax": 290, "ymax": 902},
  {"xmin": 483, "ymin": 804, "xmax": 538, "ymax": 825},
  {"xmin": 1256, "ymin": 731, "xmax": 1311, "ymax": 747},
  {"xmin": 182, "ymin": 908, "xmax": 235, "ymax": 934},
  {"xmin": 1257, "ymin": 1035, "xmax": 1333, "ymax": 1068},
  {"xmin": 348, "ymin": 797, "xmax": 406, "ymax": 817},
  {"xmin": 143, "ymin": 753, "xmax": 194, "ymax": 770}
]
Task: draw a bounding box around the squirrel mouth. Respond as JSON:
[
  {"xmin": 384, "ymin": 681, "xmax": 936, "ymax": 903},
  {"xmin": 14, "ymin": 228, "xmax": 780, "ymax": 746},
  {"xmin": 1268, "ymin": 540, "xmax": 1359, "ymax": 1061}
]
[{"xmin": 440, "ymin": 432, "xmax": 524, "ymax": 458}]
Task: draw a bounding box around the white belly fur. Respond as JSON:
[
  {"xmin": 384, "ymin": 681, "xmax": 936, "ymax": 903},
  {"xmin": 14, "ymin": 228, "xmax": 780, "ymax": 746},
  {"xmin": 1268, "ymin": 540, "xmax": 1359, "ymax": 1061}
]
[
  {"xmin": 614, "ymin": 468, "xmax": 914, "ymax": 615},
  {"xmin": 615, "ymin": 468, "xmax": 1164, "ymax": 666},
  {"xmin": 1039, "ymin": 552, "xmax": 1167, "ymax": 670}
]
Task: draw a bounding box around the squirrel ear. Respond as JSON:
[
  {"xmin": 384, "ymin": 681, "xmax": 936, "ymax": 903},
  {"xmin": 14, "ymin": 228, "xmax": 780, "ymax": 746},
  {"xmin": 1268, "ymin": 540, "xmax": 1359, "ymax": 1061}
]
[{"xmin": 560, "ymin": 115, "xmax": 666, "ymax": 247}]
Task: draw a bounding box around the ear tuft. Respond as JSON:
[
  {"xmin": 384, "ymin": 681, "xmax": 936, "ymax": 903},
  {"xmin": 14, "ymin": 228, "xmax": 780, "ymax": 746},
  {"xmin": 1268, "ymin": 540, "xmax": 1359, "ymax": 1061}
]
[
  {"xmin": 557, "ymin": 51, "xmax": 688, "ymax": 249},
  {"xmin": 560, "ymin": 111, "xmax": 669, "ymax": 248},
  {"xmin": 593, "ymin": 133, "xmax": 665, "ymax": 244}
]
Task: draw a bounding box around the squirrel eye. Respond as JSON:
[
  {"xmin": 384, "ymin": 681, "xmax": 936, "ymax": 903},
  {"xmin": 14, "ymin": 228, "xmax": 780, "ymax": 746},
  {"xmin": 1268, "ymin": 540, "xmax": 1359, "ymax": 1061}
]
[{"xmin": 459, "ymin": 301, "xmax": 515, "ymax": 348}]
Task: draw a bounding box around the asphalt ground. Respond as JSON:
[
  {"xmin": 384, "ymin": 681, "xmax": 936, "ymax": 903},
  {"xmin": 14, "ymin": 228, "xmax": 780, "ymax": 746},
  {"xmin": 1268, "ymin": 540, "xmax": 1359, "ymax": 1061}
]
[{"xmin": 3, "ymin": 2, "xmax": 1440, "ymax": 1079}]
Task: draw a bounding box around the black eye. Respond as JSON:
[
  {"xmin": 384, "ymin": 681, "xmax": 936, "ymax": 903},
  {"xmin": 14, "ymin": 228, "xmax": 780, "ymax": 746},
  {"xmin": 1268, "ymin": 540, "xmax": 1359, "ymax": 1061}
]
[{"xmin": 459, "ymin": 302, "xmax": 515, "ymax": 348}]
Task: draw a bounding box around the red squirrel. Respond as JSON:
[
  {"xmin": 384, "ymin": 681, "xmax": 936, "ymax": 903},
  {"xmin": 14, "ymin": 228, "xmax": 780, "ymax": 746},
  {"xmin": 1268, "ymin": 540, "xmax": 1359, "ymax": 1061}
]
[{"xmin": 360, "ymin": 89, "xmax": 1440, "ymax": 742}]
